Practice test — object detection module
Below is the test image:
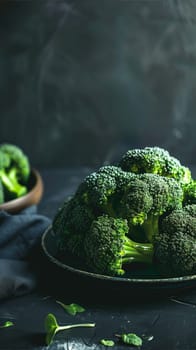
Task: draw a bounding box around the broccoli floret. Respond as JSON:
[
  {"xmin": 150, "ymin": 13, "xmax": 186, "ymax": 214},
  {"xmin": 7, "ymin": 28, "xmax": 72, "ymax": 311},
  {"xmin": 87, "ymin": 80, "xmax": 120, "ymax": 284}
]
[
  {"xmin": 119, "ymin": 146, "xmax": 192, "ymax": 186},
  {"xmin": 0, "ymin": 143, "xmax": 30, "ymax": 200},
  {"xmin": 154, "ymin": 205, "xmax": 196, "ymax": 275},
  {"xmin": 52, "ymin": 201, "xmax": 69, "ymax": 237},
  {"xmin": 117, "ymin": 177, "xmax": 153, "ymax": 225},
  {"xmin": 76, "ymin": 166, "xmax": 117, "ymax": 216},
  {"xmin": 84, "ymin": 215, "xmax": 153, "ymax": 276},
  {"xmin": 77, "ymin": 165, "xmax": 134, "ymax": 217},
  {"xmin": 52, "ymin": 166, "xmax": 136, "ymax": 257},
  {"xmin": 0, "ymin": 143, "xmax": 30, "ymax": 181},
  {"xmin": 183, "ymin": 180, "xmax": 196, "ymax": 205},
  {"xmin": 183, "ymin": 204, "xmax": 196, "ymax": 217},
  {"xmin": 53, "ymin": 197, "xmax": 93, "ymax": 236},
  {"xmin": 141, "ymin": 174, "xmax": 183, "ymax": 242},
  {"xmin": 118, "ymin": 173, "xmax": 183, "ymax": 243},
  {"xmin": 52, "ymin": 196, "xmax": 94, "ymax": 258},
  {"xmin": 158, "ymin": 204, "xmax": 196, "ymax": 236}
]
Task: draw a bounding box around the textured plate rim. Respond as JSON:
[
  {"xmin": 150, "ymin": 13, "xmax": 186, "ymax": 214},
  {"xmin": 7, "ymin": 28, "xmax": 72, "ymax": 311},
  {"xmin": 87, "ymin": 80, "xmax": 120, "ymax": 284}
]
[{"xmin": 41, "ymin": 225, "xmax": 196, "ymax": 285}]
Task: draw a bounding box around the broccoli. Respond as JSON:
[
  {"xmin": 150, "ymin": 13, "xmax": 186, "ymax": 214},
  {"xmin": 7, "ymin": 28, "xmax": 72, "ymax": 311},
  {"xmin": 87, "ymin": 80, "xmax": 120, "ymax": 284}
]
[
  {"xmin": 53, "ymin": 197, "xmax": 90, "ymax": 236},
  {"xmin": 119, "ymin": 146, "xmax": 192, "ymax": 186},
  {"xmin": 117, "ymin": 177, "xmax": 153, "ymax": 225},
  {"xmin": 84, "ymin": 215, "xmax": 153, "ymax": 276},
  {"xmin": 76, "ymin": 166, "xmax": 118, "ymax": 216},
  {"xmin": 118, "ymin": 173, "xmax": 183, "ymax": 243},
  {"xmin": 154, "ymin": 205, "xmax": 196, "ymax": 276},
  {"xmin": 183, "ymin": 180, "xmax": 196, "ymax": 205},
  {"xmin": 76, "ymin": 165, "xmax": 134, "ymax": 217},
  {"xmin": 0, "ymin": 143, "xmax": 30, "ymax": 200},
  {"xmin": 52, "ymin": 146, "xmax": 195, "ymax": 278},
  {"xmin": 53, "ymin": 196, "xmax": 94, "ymax": 258},
  {"xmin": 52, "ymin": 166, "xmax": 121, "ymax": 256},
  {"xmin": 53, "ymin": 166, "xmax": 139, "ymax": 254}
]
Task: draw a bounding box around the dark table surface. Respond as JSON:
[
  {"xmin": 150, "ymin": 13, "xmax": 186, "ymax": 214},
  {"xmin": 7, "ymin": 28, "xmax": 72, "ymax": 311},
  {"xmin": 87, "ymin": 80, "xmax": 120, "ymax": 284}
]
[{"xmin": 0, "ymin": 166, "xmax": 196, "ymax": 350}]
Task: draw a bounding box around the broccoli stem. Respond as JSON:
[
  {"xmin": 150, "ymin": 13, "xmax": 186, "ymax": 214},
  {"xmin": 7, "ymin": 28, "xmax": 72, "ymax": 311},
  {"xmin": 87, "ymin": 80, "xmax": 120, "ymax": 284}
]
[
  {"xmin": 104, "ymin": 202, "xmax": 117, "ymax": 218},
  {"xmin": 142, "ymin": 214, "xmax": 159, "ymax": 243},
  {"xmin": 57, "ymin": 323, "xmax": 96, "ymax": 331},
  {"xmin": 0, "ymin": 168, "xmax": 27, "ymax": 198},
  {"xmin": 122, "ymin": 237, "xmax": 154, "ymax": 265}
]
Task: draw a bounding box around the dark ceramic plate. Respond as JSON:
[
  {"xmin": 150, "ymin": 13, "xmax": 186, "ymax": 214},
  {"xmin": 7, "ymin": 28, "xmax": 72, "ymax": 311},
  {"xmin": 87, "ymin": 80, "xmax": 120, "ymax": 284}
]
[{"xmin": 41, "ymin": 226, "xmax": 196, "ymax": 293}]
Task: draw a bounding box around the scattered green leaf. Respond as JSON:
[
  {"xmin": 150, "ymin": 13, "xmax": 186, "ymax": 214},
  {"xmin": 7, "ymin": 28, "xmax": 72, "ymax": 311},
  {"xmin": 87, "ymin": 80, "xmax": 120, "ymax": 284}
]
[
  {"xmin": 56, "ymin": 301, "xmax": 85, "ymax": 315},
  {"xmin": 44, "ymin": 313, "xmax": 95, "ymax": 345},
  {"xmin": 0, "ymin": 321, "xmax": 14, "ymax": 329},
  {"xmin": 116, "ymin": 333, "xmax": 143, "ymax": 347},
  {"xmin": 100, "ymin": 339, "xmax": 115, "ymax": 347}
]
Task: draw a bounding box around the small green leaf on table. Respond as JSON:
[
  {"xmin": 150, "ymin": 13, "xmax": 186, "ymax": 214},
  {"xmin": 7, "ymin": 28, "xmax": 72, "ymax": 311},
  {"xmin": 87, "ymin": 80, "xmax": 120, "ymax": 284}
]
[
  {"xmin": 0, "ymin": 321, "xmax": 14, "ymax": 329},
  {"xmin": 45, "ymin": 313, "xmax": 95, "ymax": 345},
  {"xmin": 56, "ymin": 301, "xmax": 85, "ymax": 315},
  {"xmin": 100, "ymin": 339, "xmax": 115, "ymax": 346},
  {"xmin": 116, "ymin": 332, "xmax": 143, "ymax": 347}
]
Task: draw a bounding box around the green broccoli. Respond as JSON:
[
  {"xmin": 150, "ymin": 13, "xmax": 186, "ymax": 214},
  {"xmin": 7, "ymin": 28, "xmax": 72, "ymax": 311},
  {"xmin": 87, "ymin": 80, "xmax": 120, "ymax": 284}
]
[
  {"xmin": 84, "ymin": 215, "xmax": 153, "ymax": 276},
  {"xmin": 76, "ymin": 165, "xmax": 134, "ymax": 217},
  {"xmin": 76, "ymin": 166, "xmax": 117, "ymax": 216},
  {"xmin": 117, "ymin": 177, "xmax": 153, "ymax": 225},
  {"xmin": 183, "ymin": 180, "xmax": 196, "ymax": 205},
  {"xmin": 154, "ymin": 205, "xmax": 196, "ymax": 276},
  {"xmin": 53, "ymin": 166, "xmax": 121, "ymax": 257},
  {"xmin": 0, "ymin": 143, "xmax": 30, "ymax": 200},
  {"xmin": 52, "ymin": 146, "xmax": 195, "ymax": 277},
  {"xmin": 119, "ymin": 146, "xmax": 192, "ymax": 186},
  {"xmin": 53, "ymin": 196, "xmax": 94, "ymax": 258},
  {"xmin": 53, "ymin": 164, "xmax": 184, "ymax": 266},
  {"xmin": 53, "ymin": 166, "xmax": 142, "ymax": 253},
  {"xmin": 117, "ymin": 173, "xmax": 183, "ymax": 243}
]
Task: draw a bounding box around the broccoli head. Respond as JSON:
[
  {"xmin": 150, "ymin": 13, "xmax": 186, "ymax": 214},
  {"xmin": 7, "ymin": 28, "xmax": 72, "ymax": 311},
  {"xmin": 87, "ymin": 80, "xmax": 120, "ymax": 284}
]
[
  {"xmin": 84, "ymin": 215, "xmax": 153, "ymax": 276},
  {"xmin": 52, "ymin": 146, "xmax": 195, "ymax": 278},
  {"xmin": 52, "ymin": 166, "xmax": 137, "ymax": 259},
  {"xmin": 52, "ymin": 195, "xmax": 94, "ymax": 258},
  {"xmin": 117, "ymin": 173, "xmax": 183, "ymax": 243},
  {"xmin": 159, "ymin": 204, "xmax": 196, "ymax": 236},
  {"xmin": 0, "ymin": 143, "xmax": 30, "ymax": 200},
  {"xmin": 119, "ymin": 146, "xmax": 192, "ymax": 186},
  {"xmin": 76, "ymin": 165, "xmax": 134, "ymax": 217},
  {"xmin": 53, "ymin": 164, "xmax": 184, "ymax": 263},
  {"xmin": 76, "ymin": 166, "xmax": 117, "ymax": 216},
  {"xmin": 183, "ymin": 180, "xmax": 196, "ymax": 205},
  {"xmin": 154, "ymin": 205, "xmax": 196, "ymax": 276},
  {"xmin": 117, "ymin": 177, "xmax": 153, "ymax": 225}
]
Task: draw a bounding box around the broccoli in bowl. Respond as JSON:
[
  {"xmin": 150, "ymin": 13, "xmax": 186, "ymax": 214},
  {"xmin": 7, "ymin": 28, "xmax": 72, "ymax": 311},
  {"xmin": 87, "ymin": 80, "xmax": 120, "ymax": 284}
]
[
  {"xmin": 0, "ymin": 143, "xmax": 43, "ymax": 213},
  {"xmin": 0, "ymin": 143, "xmax": 30, "ymax": 202}
]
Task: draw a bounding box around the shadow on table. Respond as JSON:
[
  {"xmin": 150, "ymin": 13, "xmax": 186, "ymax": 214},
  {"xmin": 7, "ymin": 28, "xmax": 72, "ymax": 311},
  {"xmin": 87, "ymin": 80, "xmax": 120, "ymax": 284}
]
[{"xmin": 31, "ymin": 246, "xmax": 196, "ymax": 307}]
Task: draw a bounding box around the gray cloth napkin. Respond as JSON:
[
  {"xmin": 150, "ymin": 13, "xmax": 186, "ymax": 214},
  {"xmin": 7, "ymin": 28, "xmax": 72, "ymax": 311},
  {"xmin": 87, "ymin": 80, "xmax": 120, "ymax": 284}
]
[
  {"xmin": 0, "ymin": 206, "xmax": 51, "ymax": 300},
  {"xmin": 0, "ymin": 260, "xmax": 37, "ymax": 299}
]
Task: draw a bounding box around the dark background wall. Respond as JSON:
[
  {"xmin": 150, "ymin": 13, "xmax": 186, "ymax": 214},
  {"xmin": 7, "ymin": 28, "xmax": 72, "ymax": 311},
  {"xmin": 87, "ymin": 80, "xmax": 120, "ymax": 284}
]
[{"xmin": 0, "ymin": 0, "xmax": 195, "ymax": 168}]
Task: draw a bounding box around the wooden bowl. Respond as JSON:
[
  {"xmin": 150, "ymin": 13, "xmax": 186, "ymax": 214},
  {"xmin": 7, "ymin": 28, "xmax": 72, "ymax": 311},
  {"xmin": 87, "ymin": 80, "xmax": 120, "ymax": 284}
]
[{"xmin": 0, "ymin": 168, "xmax": 44, "ymax": 213}]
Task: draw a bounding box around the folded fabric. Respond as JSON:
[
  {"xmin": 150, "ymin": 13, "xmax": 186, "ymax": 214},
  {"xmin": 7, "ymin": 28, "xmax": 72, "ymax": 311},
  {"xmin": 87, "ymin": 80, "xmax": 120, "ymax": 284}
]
[
  {"xmin": 0, "ymin": 259, "xmax": 37, "ymax": 300},
  {"xmin": 0, "ymin": 205, "xmax": 51, "ymax": 300}
]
